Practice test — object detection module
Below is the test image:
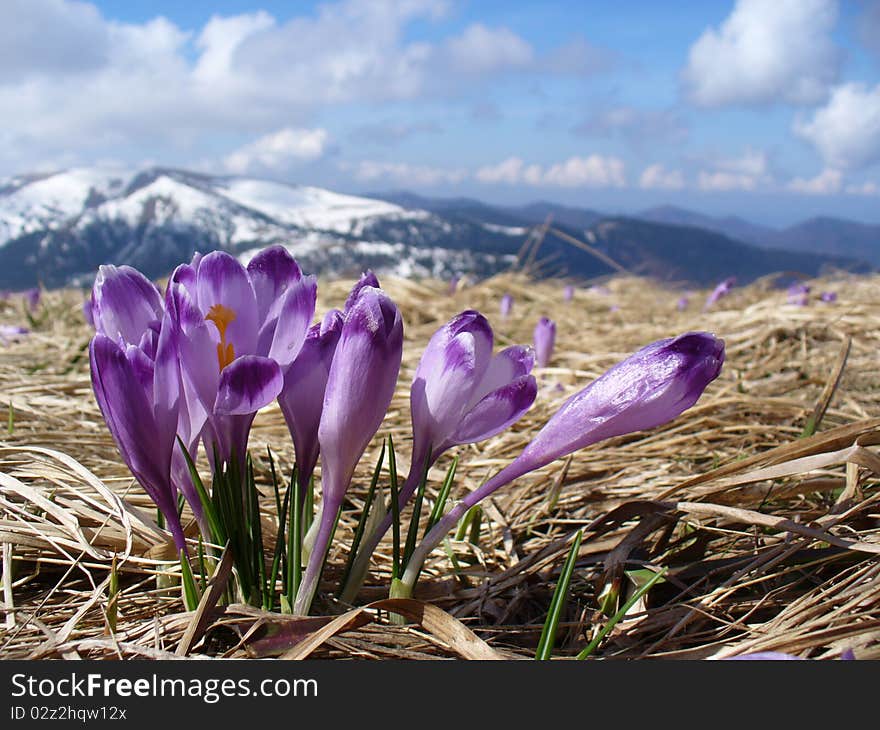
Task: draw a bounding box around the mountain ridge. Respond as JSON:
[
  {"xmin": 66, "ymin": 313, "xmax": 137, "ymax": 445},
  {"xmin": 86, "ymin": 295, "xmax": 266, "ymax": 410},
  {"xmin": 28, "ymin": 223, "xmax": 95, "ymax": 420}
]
[{"xmin": 0, "ymin": 166, "xmax": 871, "ymax": 289}]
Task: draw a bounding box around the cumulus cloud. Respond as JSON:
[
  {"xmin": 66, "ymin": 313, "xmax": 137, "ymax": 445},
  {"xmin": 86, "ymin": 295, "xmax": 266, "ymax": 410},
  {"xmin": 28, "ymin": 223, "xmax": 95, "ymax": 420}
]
[
  {"xmin": 787, "ymin": 168, "xmax": 843, "ymax": 194},
  {"xmin": 0, "ymin": 0, "xmax": 574, "ymax": 175},
  {"xmin": 639, "ymin": 164, "xmax": 685, "ymax": 190},
  {"xmin": 696, "ymin": 149, "xmax": 771, "ymax": 191},
  {"xmin": 442, "ymin": 23, "xmax": 533, "ymax": 73},
  {"xmin": 224, "ymin": 128, "xmax": 330, "ymax": 173},
  {"xmin": 794, "ymin": 83, "xmax": 880, "ymax": 170},
  {"xmin": 347, "ymin": 160, "xmax": 467, "ymax": 186},
  {"xmin": 682, "ymin": 0, "xmax": 839, "ymax": 106},
  {"xmin": 475, "ymin": 155, "xmax": 626, "ymax": 188}
]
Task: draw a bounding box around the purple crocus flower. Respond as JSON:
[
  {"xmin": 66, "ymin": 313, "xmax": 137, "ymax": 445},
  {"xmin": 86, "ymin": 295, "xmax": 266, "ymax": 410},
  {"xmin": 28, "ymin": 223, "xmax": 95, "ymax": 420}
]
[
  {"xmin": 278, "ymin": 308, "xmax": 345, "ymax": 494},
  {"xmin": 703, "ymin": 277, "xmax": 736, "ymax": 311},
  {"xmin": 165, "ymin": 247, "xmax": 316, "ymax": 472},
  {"xmin": 725, "ymin": 652, "xmax": 805, "ymax": 660},
  {"xmin": 340, "ymin": 310, "xmax": 537, "ymax": 601},
  {"xmin": 820, "ymin": 291, "xmax": 837, "ymax": 303},
  {"xmin": 87, "ymin": 264, "xmax": 189, "ymax": 549},
  {"xmin": 534, "ymin": 317, "xmax": 556, "ymax": 368},
  {"xmin": 500, "ymin": 293, "xmax": 513, "ymax": 318},
  {"xmin": 676, "ymin": 295, "xmax": 689, "ymax": 311},
  {"xmin": 0, "ymin": 325, "xmax": 29, "ymax": 345},
  {"xmin": 787, "ymin": 282, "xmax": 810, "ymax": 306},
  {"xmin": 400, "ymin": 331, "xmax": 725, "ymax": 590},
  {"xmin": 24, "ymin": 287, "xmax": 41, "ymax": 312},
  {"xmin": 563, "ymin": 285, "xmax": 574, "ymax": 302},
  {"xmin": 294, "ymin": 285, "xmax": 404, "ymax": 615},
  {"xmin": 448, "ymin": 275, "xmax": 460, "ymax": 296}
]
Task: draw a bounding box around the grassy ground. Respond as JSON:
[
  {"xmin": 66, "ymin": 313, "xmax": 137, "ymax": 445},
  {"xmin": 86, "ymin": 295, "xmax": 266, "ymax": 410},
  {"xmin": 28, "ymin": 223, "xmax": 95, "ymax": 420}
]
[{"xmin": 1, "ymin": 268, "xmax": 879, "ymax": 660}]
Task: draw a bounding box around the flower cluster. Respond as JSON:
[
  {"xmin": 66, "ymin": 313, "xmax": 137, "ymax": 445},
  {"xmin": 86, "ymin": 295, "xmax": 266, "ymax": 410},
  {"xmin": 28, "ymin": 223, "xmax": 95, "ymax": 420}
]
[{"xmin": 87, "ymin": 245, "xmax": 725, "ymax": 615}]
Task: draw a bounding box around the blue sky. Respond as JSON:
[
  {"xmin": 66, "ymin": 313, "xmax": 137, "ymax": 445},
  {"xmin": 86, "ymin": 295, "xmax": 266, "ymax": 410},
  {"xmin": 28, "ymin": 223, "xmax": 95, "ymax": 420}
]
[{"xmin": 2, "ymin": 0, "xmax": 879, "ymax": 225}]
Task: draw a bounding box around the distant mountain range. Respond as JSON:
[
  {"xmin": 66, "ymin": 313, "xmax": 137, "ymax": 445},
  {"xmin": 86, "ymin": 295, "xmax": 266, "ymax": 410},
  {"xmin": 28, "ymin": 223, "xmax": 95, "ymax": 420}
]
[{"xmin": 0, "ymin": 166, "xmax": 873, "ymax": 289}]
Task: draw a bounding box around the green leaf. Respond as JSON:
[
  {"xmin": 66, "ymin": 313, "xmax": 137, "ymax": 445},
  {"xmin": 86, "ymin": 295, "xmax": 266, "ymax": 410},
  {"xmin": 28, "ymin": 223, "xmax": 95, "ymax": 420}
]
[
  {"xmin": 576, "ymin": 567, "xmax": 667, "ymax": 660},
  {"xmin": 338, "ymin": 441, "xmax": 385, "ymax": 598},
  {"xmin": 179, "ymin": 549, "xmax": 201, "ymax": 612},
  {"xmin": 402, "ymin": 444, "xmax": 432, "ymax": 571},
  {"xmin": 535, "ymin": 529, "xmax": 583, "ymax": 660},
  {"xmin": 388, "ymin": 434, "xmax": 401, "ymax": 580},
  {"xmin": 426, "ymin": 456, "xmax": 457, "ymax": 535}
]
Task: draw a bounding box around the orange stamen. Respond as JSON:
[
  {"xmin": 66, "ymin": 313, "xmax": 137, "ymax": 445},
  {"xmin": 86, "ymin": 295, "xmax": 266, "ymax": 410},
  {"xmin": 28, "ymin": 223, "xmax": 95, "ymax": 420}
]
[{"xmin": 205, "ymin": 303, "xmax": 237, "ymax": 370}]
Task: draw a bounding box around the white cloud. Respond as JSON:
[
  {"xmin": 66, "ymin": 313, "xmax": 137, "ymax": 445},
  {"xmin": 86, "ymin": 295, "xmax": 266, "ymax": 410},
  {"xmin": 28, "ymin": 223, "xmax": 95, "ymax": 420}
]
[
  {"xmin": 224, "ymin": 128, "xmax": 330, "ymax": 173},
  {"xmin": 697, "ymin": 171, "xmax": 759, "ymax": 192},
  {"xmin": 475, "ymin": 155, "xmax": 626, "ymax": 188},
  {"xmin": 639, "ymin": 164, "xmax": 685, "ymax": 190},
  {"xmin": 787, "ymin": 168, "xmax": 843, "ymax": 194},
  {"xmin": 845, "ymin": 180, "xmax": 880, "ymax": 196},
  {"xmin": 682, "ymin": 0, "xmax": 839, "ymax": 106},
  {"xmin": 348, "ymin": 160, "xmax": 467, "ymax": 186},
  {"xmin": 794, "ymin": 82, "xmax": 880, "ymax": 170},
  {"xmin": 442, "ymin": 23, "xmax": 533, "ymax": 74},
  {"xmin": 0, "ymin": 0, "xmax": 563, "ymax": 175},
  {"xmin": 696, "ymin": 149, "xmax": 771, "ymax": 191}
]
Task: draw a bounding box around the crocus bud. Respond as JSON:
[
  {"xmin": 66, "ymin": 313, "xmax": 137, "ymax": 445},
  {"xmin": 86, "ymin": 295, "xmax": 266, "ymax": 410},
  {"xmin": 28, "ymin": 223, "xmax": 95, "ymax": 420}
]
[
  {"xmin": 448, "ymin": 275, "xmax": 460, "ymax": 296},
  {"xmin": 820, "ymin": 291, "xmax": 837, "ymax": 303},
  {"xmin": 339, "ymin": 310, "xmax": 537, "ymax": 602},
  {"xmin": 563, "ymin": 285, "xmax": 574, "ymax": 302},
  {"xmin": 704, "ymin": 277, "xmax": 736, "ymax": 311},
  {"xmin": 401, "ymin": 331, "xmax": 725, "ymax": 590},
  {"xmin": 295, "ymin": 285, "xmax": 404, "ymax": 615},
  {"xmin": 533, "ymin": 317, "xmax": 556, "ymax": 368},
  {"xmin": 676, "ymin": 295, "xmax": 689, "ymax": 311},
  {"xmin": 500, "ymin": 293, "xmax": 513, "ymax": 318},
  {"xmin": 278, "ymin": 309, "xmax": 345, "ymax": 492}
]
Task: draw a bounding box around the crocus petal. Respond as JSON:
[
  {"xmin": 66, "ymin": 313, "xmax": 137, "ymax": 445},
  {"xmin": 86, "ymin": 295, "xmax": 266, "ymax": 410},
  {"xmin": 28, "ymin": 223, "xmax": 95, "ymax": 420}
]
[
  {"xmin": 343, "ymin": 270, "xmax": 381, "ymax": 313},
  {"xmin": 411, "ymin": 311, "xmax": 494, "ymax": 453},
  {"xmin": 319, "ymin": 286, "xmax": 403, "ymax": 507},
  {"xmin": 725, "ymin": 652, "xmax": 804, "ymax": 660},
  {"xmin": 214, "ymin": 355, "xmax": 283, "ymax": 416},
  {"xmin": 445, "ymin": 374, "xmax": 538, "ymax": 446},
  {"xmin": 516, "ymin": 332, "xmax": 724, "ymax": 472},
  {"xmin": 90, "ymin": 264, "xmax": 163, "ymax": 345},
  {"xmin": 195, "ymin": 251, "xmax": 259, "ymax": 357},
  {"xmin": 467, "ymin": 345, "xmax": 535, "ymax": 407},
  {"xmin": 263, "ymin": 275, "xmax": 317, "ymax": 368},
  {"xmin": 278, "ymin": 309, "xmax": 344, "ymax": 487},
  {"xmin": 247, "ymin": 245, "xmax": 303, "ymax": 324},
  {"xmin": 89, "ymin": 335, "xmax": 179, "ymax": 530}
]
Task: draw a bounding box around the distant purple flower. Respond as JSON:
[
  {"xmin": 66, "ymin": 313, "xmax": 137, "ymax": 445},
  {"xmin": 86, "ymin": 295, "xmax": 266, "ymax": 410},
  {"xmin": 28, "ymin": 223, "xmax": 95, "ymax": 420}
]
[
  {"xmin": 787, "ymin": 282, "xmax": 810, "ymax": 306},
  {"xmin": 448, "ymin": 275, "xmax": 460, "ymax": 296},
  {"xmin": 534, "ymin": 317, "xmax": 556, "ymax": 368},
  {"xmin": 820, "ymin": 291, "xmax": 837, "ymax": 303},
  {"xmin": 0, "ymin": 325, "xmax": 28, "ymax": 344},
  {"xmin": 676, "ymin": 295, "xmax": 689, "ymax": 311},
  {"xmin": 401, "ymin": 331, "xmax": 725, "ymax": 590},
  {"xmin": 704, "ymin": 277, "xmax": 736, "ymax": 311},
  {"xmin": 295, "ymin": 284, "xmax": 403, "ymax": 615},
  {"xmin": 500, "ymin": 293, "xmax": 513, "ymax": 318},
  {"xmin": 23, "ymin": 287, "xmax": 41, "ymax": 312},
  {"xmin": 609, "ymin": 304, "xmax": 620, "ymax": 313},
  {"xmin": 563, "ymin": 285, "xmax": 574, "ymax": 302}
]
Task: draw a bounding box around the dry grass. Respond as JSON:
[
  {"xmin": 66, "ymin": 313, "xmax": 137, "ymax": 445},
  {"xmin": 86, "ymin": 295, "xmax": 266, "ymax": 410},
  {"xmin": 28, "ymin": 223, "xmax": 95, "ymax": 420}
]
[{"xmin": 1, "ymin": 268, "xmax": 879, "ymax": 660}]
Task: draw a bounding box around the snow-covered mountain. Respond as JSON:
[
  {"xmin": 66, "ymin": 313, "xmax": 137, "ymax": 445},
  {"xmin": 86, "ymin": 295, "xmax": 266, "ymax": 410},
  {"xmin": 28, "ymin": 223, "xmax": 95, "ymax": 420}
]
[{"xmin": 0, "ymin": 167, "xmax": 522, "ymax": 288}]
